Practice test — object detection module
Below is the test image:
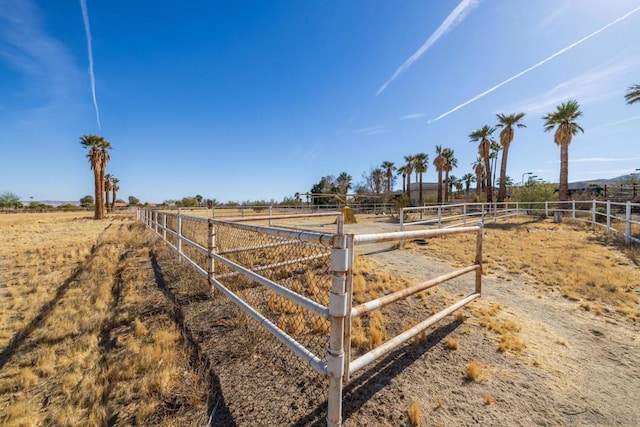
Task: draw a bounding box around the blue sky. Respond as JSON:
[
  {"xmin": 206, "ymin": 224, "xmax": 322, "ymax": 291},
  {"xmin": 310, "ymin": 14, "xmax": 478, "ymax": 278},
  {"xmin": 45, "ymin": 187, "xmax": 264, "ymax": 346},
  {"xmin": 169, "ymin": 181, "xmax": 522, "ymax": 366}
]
[{"xmin": 1, "ymin": 0, "xmax": 639, "ymax": 203}]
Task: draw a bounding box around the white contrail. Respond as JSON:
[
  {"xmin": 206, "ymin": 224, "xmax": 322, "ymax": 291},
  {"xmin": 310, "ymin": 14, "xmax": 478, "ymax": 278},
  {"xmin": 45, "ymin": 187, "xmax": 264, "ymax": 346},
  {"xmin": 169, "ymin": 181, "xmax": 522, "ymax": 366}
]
[
  {"xmin": 80, "ymin": 0, "xmax": 101, "ymax": 129},
  {"xmin": 429, "ymin": 5, "xmax": 640, "ymax": 123},
  {"xmin": 376, "ymin": 0, "xmax": 481, "ymax": 96}
]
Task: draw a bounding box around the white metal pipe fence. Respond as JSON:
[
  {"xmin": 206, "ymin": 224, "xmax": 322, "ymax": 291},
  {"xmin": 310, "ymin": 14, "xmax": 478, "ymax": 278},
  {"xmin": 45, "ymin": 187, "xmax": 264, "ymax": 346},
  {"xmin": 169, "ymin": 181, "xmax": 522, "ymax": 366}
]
[
  {"xmin": 138, "ymin": 208, "xmax": 483, "ymax": 426},
  {"xmin": 401, "ymin": 200, "xmax": 640, "ymax": 244}
]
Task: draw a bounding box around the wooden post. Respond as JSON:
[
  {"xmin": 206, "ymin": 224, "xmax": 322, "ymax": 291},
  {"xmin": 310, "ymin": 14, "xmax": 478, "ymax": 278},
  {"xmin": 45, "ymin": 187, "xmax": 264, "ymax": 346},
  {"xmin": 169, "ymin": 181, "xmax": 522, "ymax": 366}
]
[{"xmin": 625, "ymin": 202, "xmax": 631, "ymax": 245}]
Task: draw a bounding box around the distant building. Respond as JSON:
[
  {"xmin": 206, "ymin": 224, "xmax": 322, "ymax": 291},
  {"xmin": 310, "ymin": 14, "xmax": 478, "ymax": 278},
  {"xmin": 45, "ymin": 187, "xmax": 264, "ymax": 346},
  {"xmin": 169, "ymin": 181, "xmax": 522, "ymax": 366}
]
[{"xmin": 407, "ymin": 182, "xmax": 439, "ymax": 205}]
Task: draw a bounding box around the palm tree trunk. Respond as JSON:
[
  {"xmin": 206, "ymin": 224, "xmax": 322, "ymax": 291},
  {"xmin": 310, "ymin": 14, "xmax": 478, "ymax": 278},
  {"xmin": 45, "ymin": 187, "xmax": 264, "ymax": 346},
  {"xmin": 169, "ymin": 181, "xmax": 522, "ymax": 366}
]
[
  {"xmin": 111, "ymin": 189, "xmax": 117, "ymax": 211},
  {"xmin": 418, "ymin": 174, "xmax": 424, "ymax": 206},
  {"xmin": 437, "ymin": 170, "xmax": 443, "ymax": 204},
  {"xmin": 559, "ymin": 142, "xmax": 569, "ymax": 206},
  {"xmin": 497, "ymin": 143, "xmax": 510, "ymax": 202},
  {"xmin": 406, "ymin": 173, "xmax": 411, "ymax": 199},
  {"xmin": 402, "ymin": 174, "xmax": 406, "ymax": 195},
  {"xmin": 94, "ymin": 167, "xmax": 103, "ymax": 219},
  {"xmin": 484, "ymin": 157, "xmax": 493, "ymax": 203},
  {"xmin": 104, "ymin": 185, "xmax": 110, "ymax": 214},
  {"xmin": 444, "ymin": 171, "xmax": 450, "ymax": 203}
]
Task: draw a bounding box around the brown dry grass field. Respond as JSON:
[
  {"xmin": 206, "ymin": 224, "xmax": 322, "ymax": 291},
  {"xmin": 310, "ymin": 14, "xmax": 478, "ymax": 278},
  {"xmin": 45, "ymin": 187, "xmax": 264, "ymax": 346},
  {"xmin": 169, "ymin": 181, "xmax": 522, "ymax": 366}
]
[{"xmin": 1, "ymin": 210, "xmax": 638, "ymax": 425}]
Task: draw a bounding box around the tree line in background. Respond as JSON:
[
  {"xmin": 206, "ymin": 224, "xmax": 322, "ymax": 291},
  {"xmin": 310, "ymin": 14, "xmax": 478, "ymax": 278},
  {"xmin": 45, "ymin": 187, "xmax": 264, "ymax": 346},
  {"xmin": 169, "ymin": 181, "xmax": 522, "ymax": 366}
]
[{"xmin": 309, "ymin": 86, "xmax": 639, "ymax": 207}]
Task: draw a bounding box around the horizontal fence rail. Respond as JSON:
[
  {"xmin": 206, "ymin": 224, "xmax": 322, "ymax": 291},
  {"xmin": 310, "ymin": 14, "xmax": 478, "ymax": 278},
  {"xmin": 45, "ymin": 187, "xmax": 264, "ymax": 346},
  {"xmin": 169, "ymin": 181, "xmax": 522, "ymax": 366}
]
[
  {"xmin": 345, "ymin": 224, "xmax": 483, "ymax": 382},
  {"xmin": 400, "ymin": 200, "xmax": 640, "ymax": 244}
]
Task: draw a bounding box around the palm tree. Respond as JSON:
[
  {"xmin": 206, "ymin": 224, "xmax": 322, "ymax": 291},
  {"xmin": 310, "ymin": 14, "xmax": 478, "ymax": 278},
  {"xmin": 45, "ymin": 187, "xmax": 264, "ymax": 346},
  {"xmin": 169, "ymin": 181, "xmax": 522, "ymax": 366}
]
[
  {"xmin": 442, "ymin": 148, "xmax": 457, "ymax": 203},
  {"xmin": 462, "ymin": 173, "xmax": 475, "ymax": 194},
  {"xmin": 473, "ymin": 158, "xmax": 484, "ymax": 196},
  {"xmin": 104, "ymin": 173, "xmax": 112, "ymax": 213},
  {"xmin": 381, "ymin": 161, "xmax": 396, "ymax": 194},
  {"xmin": 111, "ymin": 177, "xmax": 120, "ymax": 211},
  {"xmin": 336, "ymin": 172, "xmax": 352, "ymax": 194},
  {"xmin": 433, "ymin": 146, "xmax": 446, "ymax": 204},
  {"xmin": 372, "ymin": 169, "xmax": 384, "ymax": 194},
  {"xmin": 625, "ymin": 84, "xmax": 640, "ymax": 104},
  {"xmin": 80, "ymin": 134, "xmax": 111, "ymax": 219},
  {"xmin": 495, "ymin": 112, "xmax": 526, "ymax": 202},
  {"xmin": 412, "ymin": 153, "xmax": 428, "ymax": 206},
  {"xmin": 469, "ymin": 126, "xmax": 496, "ymax": 203},
  {"xmin": 403, "ymin": 155, "xmax": 415, "ymax": 199},
  {"xmin": 543, "ymin": 100, "xmax": 584, "ymax": 204}
]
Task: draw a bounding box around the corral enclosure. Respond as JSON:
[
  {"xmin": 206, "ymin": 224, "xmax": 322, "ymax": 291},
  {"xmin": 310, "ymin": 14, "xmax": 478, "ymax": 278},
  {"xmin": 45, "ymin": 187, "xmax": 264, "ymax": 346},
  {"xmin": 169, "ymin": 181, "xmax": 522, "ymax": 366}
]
[{"xmin": 139, "ymin": 207, "xmax": 483, "ymax": 425}]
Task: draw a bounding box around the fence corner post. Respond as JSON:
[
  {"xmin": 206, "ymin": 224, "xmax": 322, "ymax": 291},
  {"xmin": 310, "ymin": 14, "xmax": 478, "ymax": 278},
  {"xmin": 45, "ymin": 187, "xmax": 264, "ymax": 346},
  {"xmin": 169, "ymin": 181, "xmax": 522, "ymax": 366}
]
[
  {"xmin": 606, "ymin": 200, "xmax": 611, "ymax": 233},
  {"xmin": 327, "ymin": 230, "xmax": 348, "ymax": 427},
  {"xmin": 592, "ymin": 200, "xmax": 596, "ymax": 229}
]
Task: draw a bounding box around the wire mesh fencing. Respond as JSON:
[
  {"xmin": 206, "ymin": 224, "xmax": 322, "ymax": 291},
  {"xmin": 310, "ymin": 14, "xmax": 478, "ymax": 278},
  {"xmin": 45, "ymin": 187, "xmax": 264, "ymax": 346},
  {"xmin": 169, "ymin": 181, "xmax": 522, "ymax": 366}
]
[{"xmin": 141, "ymin": 209, "xmax": 339, "ymax": 425}]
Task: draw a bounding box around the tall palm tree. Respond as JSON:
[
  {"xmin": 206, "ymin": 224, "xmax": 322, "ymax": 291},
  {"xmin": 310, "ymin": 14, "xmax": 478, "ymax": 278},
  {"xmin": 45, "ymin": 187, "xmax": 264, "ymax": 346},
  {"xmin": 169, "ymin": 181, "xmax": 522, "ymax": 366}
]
[
  {"xmin": 403, "ymin": 155, "xmax": 415, "ymax": 199},
  {"xmin": 473, "ymin": 158, "xmax": 484, "ymax": 197},
  {"xmin": 469, "ymin": 126, "xmax": 496, "ymax": 203},
  {"xmin": 80, "ymin": 134, "xmax": 111, "ymax": 219},
  {"xmin": 111, "ymin": 177, "xmax": 120, "ymax": 211},
  {"xmin": 381, "ymin": 161, "xmax": 396, "ymax": 194},
  {"xmin": 336, "ymin": 172, "xmax": 352, "ymax": 194},
  {"xmin": 104, "ymin": 173, "xmax": 112, "ymax": 213},
  {"xmin": 462, "ymin": 173, "xmax": 475, "ymax": 194},
  {"xmin": 543, "ymin": 100, "xmax": 584, "ymax": 203},
  {"xmin": 495, "ymin": 112, "xmax": 526, "ymax": 202},
  {"xmin": 433, "ymin": 146, "xmax": 446, "ymax": 204},
  {"xmin": 442, "ymin": 148, "xmax": 457, "ymax": 203},
  {"xmin": 625, "ymin": 84, "xmax": 640, "ymax": 104},
  {"xmin": 413, "ymin": 153, "xmax": 429, "ymax": 206}
]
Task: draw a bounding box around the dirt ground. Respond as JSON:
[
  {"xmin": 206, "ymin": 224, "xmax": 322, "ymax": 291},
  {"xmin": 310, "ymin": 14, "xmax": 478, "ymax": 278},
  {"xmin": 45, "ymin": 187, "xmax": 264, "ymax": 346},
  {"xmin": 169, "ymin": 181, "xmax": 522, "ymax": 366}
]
[{"xmin": 148, "ymin": 213, "xmax": 639, "ymax": 426}]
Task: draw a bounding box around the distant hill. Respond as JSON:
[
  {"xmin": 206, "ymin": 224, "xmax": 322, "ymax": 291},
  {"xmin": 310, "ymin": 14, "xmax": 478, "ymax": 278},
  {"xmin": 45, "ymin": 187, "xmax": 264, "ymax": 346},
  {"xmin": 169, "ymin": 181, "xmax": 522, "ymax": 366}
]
[
  {"xmin": 21, "ymin": 200, "xmax": 81, "ymax": 207},
  {"xmin": 568, "ymin": 174, "xmax": 637, "ymax": 190}
]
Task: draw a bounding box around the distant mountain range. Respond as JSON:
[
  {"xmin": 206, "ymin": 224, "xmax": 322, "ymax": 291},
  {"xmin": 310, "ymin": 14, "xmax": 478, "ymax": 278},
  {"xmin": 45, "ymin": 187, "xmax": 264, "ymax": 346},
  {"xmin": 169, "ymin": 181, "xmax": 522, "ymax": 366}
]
[
  {"xmin": 568, "ymin": 174, "xmax": 638, "ymax": 190},
  {"xmin": 20, "ymin": 200, "xmax": 81, "ymax": 207}
]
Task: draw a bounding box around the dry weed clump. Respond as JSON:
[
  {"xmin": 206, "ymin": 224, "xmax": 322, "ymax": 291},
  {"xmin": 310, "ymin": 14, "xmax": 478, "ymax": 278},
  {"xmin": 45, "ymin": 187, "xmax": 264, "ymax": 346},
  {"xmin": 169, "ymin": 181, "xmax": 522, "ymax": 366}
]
[
  {"xmin": 407, "ymin": 401, "xmax": 421, "ymax": 426},
  {"xmin": 466, "ymin": 359, "xmax": 482, "ymax": 382},
  {"xmin": 444, "ymin": 335, "xmax": 459, "ymax": 350}
]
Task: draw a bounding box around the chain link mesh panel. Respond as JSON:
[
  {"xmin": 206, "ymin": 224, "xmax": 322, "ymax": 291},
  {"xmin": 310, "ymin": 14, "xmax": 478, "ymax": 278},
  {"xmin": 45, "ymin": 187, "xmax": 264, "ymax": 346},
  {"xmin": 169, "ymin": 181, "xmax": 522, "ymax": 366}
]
[{"xmin": 151, "ymin": 212, "xmax": 335, "ymax": 425}]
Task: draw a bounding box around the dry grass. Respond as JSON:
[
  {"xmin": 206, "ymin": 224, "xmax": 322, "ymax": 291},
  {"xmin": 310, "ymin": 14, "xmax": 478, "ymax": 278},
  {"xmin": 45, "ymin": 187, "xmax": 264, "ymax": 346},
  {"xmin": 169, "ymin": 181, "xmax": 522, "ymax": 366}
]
[
  {"xmin": 406, "ymin": 217, "xmax": 640, "ymax": 322},
  {"xmin": 466, "ymin": 359, "xmax": 482, "ymax": 382},
  {"xmin": 444, "ymin": 336, "xmax": 459, "ymax": 350},
  {"xmin": 407, "ymin": 401, "xmax": 421, "ymax": 426},
  {"xmin": 0, "ymin": 212, "xmax": 208, "ymax": 425}
]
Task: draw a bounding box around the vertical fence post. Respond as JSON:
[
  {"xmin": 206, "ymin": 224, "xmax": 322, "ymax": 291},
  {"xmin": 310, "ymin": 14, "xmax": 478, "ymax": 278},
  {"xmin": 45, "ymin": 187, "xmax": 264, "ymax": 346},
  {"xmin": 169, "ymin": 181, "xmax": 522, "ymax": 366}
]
[
  {"xmin": 269, "ymin": 206, "xmax": 273, "ymax": 226},
  {"xmin": 572, "ymin": 200, "xmax": 576, "ymax": 221},
  {"xmin": 592, "ymin": 200, "xmax": 596, "ymax": 229},
  {"xmin": 342, "ymin": 233, "xmax": 355, "ymax": 384},
  {"xmin": 154, "ymin": 211, "xmax": 158, "ymax": 234},
  {"xmin": 475, "ymin": 222, "xmax": 483, "ymax": 294},
  {"xmin": 399, "ymin": 208, "xmax": 405, "ymax": 249},
  {"xmin": 606, "ymin": 201, "xmax": 611, "ymax": 233},
  {"xmin": 463, "ymin": 203, "xmax": 467, "ymax": 225},
  {"xmin": 177, "ymin": 212, "xmax": 183, "ymax": 255},
  {"xmin": 327, "ymin": 218, "xmax": 348, "ymax": 427},
  {"xmin": 437, "ymin": 206, "xmax": 442, "ymax": 228},
  {"xmin": 625, "ymin": 202, "xmax": 631, "ymax": 245},
  {"xmin": 162, "ymin": 214, "xmax": 167, "ymax": 241},
  {"xmin": 208, "ymin": 219, "xmax": 216, "ymax": 290},
  {"xmin": 481, "ymin": 203, "xmax": 485, "ymax": 223},
  {"xmin": 545, "ymin": 201, "xmax": 549, "ymax": 218}
]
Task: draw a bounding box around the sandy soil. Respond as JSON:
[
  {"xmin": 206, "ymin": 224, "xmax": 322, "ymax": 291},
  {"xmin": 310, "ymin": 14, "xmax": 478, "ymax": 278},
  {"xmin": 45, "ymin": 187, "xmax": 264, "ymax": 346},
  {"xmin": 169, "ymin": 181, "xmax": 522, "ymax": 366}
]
[{"xmin": 148, "ymin": 214, "xmax": 639, "ymax": 426}]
